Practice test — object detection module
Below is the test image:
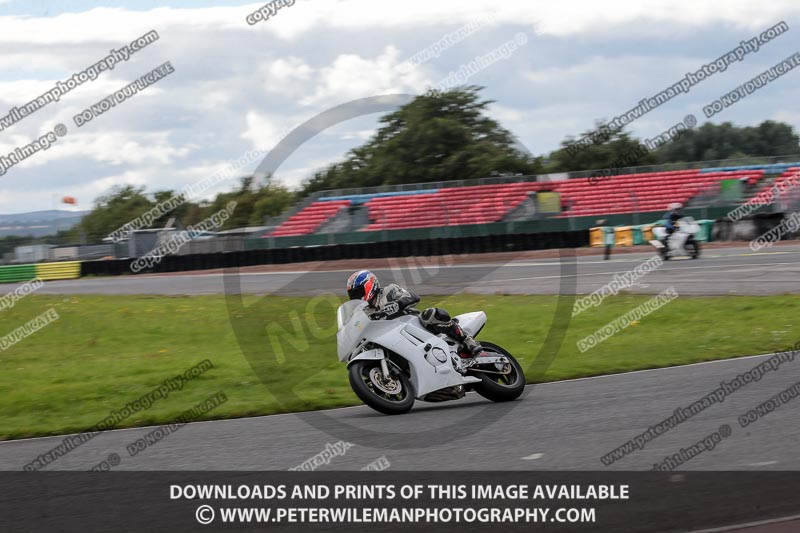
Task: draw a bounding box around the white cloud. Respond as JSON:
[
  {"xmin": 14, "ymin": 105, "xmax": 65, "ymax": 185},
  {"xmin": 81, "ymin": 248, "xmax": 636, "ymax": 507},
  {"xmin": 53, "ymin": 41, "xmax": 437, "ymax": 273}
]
[
  {"xmin": 260, "ymin": 57, "xmax": 312, "ymax": 89},
  {"xmin": 241, "ymin": 110, "xmax": 296, "ymax": 149},
  {"xmin": 1, "ymin": 0, "xmax": 799, "ymax": 214},
  {"xmin": 299, "ymin": 46, "xmax": 426, "ymax": 106},
  {"xmin": 0, "ymin": 131, "xmax": 192, "ymax": 171}
]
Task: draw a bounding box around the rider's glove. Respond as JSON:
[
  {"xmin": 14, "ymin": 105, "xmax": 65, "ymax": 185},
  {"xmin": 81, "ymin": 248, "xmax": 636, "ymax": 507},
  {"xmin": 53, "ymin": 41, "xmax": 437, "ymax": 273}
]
[{"xmin": 382, "ymin": 302, "xmax": 400, "ymax": 318}]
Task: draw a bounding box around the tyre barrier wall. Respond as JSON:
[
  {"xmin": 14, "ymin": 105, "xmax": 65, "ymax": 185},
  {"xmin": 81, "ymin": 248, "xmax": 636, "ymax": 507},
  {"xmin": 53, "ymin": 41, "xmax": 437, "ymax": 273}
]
[
  {"xmin": 0, "ymin": 264, "xmax": 37, "ymax": 283},
  {"xmin": 80, "ymin": 230, "xmax": 590, "ymax": 277},
  {"xmin": 0, "ymin": 261, "xmax": 83, "ymax": 284},
  {"xmin": 590, "ymin": 220, "xmax": 716, "ymax": 248},
  {"xmin": 36, "ymin": 261, "xmax": 82, "ymax": 281},
  {"xmin": 712, "ymin": 212, "xmax": 788, "ymax": 242}
]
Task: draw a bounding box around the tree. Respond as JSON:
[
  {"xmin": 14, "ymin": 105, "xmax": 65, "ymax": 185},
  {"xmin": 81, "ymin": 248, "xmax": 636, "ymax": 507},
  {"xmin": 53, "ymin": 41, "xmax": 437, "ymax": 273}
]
[
  {"xmin": 299, "ymin": 86, "xmax": 543, "ymax": 195},
  {"xmin": 249, "ymin": 183, "xmax": 295, "ymax": 226},
  {"xmin": 200, "ymin": 175, "xmax": 296, "ymax": 229},
  {"xmin": 652, "ymin": 120, "xmax": 800, "ymax": 163},
  {"xmin": 76, "ymin": 185, "xmax": 154, "ymax": 242},
  {"xmin": 545, "ymin": 122, "xmax": 655, "ymax": 173},
  {"xmin": 152, "ymin": 190, "xmax": 191, "ymax": 227}
]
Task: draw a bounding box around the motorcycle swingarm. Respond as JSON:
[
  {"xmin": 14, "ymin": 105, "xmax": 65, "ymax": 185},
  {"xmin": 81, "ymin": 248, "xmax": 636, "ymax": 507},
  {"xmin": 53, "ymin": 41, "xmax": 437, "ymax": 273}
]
[
  {"xmin": 469, "ymin": 355, "xmax": 509, "ymax": 365},
  {"xmin": 459, "ymin": 354, "xmax": 510, "ymax": 372}
]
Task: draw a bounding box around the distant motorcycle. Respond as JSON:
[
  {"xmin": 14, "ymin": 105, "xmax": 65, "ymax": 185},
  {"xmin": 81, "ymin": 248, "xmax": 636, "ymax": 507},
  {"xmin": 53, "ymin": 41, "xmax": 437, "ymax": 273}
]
[
  {"xmin": 336, "ymin": 300, "xmax": 526, "ymax": 415},
  {"xmin": 650, "ymin": 216, "xmax": 701, "ymax": 260}
]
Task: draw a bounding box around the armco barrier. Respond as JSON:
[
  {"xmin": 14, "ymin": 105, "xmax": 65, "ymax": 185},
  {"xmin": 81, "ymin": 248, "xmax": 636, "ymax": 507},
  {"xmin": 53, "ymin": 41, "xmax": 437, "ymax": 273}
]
[
  {"xmin": 35, "ymin": 261, "xmax": 82, "ymax": 281},
  {"xmin": 0, "ymin": 264, "xmax": 37, "ymax": 283},
  {"xmin": 81, "ymin": 230, "xmax": 590, "ymax": 277}
]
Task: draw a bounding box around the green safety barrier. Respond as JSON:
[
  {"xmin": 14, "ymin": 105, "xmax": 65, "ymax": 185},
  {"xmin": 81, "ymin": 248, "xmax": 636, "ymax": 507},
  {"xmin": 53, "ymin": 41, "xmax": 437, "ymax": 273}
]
[
  {"xmin": 696, "ymin": 219, "xmax": 715, "ymax": 242},
  {"xmin": 0, "ymin": 261, "xmax": 84, "ymax": 284},
  {"xmin": 0, "ymin": 264, "xmax": 37, "ymax": 283},
  {"xmin": 632, "ymin": 225, "xmax": 644, "ymax": 245}
]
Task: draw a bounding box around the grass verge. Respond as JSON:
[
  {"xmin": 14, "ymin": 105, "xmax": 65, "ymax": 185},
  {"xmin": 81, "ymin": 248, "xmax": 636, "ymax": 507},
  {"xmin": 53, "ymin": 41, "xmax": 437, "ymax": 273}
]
[{"xmin": 0, "ymin": 293, "xmax": 797, "ymax": 439}]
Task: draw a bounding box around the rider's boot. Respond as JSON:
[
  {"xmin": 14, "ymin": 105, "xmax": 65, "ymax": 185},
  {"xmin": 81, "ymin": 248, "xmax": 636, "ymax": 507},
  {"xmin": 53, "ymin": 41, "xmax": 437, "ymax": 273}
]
[
  {"xmin": 450, "ymin": 323, "xmax": 483, "ymax": 358},
  {"xmin": 461, "ymin": 336, "xmax": 483, "ymax": 358}
]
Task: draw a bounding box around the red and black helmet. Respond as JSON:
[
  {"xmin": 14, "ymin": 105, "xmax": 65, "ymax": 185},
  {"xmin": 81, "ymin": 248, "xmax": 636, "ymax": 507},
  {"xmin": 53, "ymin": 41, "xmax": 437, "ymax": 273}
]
[{"xmin": 346, "ymin": 270, "xmax": 380, "ymax": 303}]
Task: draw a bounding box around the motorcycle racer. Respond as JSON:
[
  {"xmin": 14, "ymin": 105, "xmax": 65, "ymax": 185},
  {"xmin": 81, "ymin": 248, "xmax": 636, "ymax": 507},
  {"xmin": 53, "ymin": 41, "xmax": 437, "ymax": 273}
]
[
  {"xmin": 346, "ymin": 270, "xmax": 483, "ymax": 357},
  {"xmin": 662, "ymin": 202, "xmax": 684, "ymax": 245}
]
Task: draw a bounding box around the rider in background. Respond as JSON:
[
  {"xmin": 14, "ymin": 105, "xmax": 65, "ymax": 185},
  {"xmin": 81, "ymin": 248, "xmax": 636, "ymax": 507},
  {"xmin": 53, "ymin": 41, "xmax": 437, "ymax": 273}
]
[
  {"xmin": 346, "ymin": 270, "xmax": 484, "ymax": 358},
  {"xmin": 662, "ymin": 202, "xmax": 684, "ymax": 245}
]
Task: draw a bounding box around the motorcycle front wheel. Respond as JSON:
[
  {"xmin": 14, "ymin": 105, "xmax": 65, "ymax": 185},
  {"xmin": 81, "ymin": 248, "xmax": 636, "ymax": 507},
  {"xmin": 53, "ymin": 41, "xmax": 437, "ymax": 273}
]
[
  {"xmin": 468, "ymin": 341, "xmax": 526, "ymax": 402},
  {"xmin": 348, "ymin": 360, "xmax": 415, "ymax": 415},
  {"xmin": 687, "ymin": 239, "xmax": 700, "ymax": 259}
]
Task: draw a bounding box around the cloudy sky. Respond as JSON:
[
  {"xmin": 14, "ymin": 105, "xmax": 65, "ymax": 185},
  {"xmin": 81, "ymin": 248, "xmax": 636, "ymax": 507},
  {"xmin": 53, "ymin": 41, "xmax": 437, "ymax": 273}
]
[{"xmin": 0, "ymin": 0, "xmax": 799, "ymax": 214}]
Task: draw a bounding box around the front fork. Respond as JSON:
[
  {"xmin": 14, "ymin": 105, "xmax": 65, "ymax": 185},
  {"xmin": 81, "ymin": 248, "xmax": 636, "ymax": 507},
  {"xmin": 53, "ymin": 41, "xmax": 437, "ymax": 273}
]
[{"xmin": 380, "ymin": 358, "xmax": 391, "ymax": 378}]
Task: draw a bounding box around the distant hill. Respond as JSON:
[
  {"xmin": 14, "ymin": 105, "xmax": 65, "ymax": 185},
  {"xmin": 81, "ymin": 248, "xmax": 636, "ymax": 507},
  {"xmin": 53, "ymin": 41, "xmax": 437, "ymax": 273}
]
[{"xmin": 0, "ymin": 210, "xmax": 86, "ymax": 237}]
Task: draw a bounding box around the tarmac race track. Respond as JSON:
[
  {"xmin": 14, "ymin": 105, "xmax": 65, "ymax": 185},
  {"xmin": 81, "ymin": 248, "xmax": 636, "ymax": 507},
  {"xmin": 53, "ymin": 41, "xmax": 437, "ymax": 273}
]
[
  {"xmin": 14, "ymin": 244, "xmax": 800, "ymax": 297},
  {"xmin": 1, "ymin": 351, "xmax": 799, "ymax": 471}
]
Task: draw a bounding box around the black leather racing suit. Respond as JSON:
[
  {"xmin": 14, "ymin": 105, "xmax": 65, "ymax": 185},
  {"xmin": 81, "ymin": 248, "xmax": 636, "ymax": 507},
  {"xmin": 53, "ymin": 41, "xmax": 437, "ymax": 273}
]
[{"xmin": 367, "ymin": 284, "xmax": 482, "ymax": 356}]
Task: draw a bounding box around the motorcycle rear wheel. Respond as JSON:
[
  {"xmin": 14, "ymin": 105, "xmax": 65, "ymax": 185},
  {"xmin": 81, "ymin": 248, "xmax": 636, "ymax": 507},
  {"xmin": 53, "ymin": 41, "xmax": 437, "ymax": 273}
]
[
  {"xmin": 348, "ymin": 360, "xmax": 415, "ymax": 415},
  {"xmin": 468, "ymin": 341, "xmax": 526, "ymax": 402}
]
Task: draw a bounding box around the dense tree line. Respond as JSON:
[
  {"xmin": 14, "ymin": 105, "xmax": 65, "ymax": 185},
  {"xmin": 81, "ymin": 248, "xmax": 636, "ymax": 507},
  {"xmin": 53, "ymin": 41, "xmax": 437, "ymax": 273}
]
[{"xmin": 69, "ymin": 177, "xmax": 294, "ymax": 243}]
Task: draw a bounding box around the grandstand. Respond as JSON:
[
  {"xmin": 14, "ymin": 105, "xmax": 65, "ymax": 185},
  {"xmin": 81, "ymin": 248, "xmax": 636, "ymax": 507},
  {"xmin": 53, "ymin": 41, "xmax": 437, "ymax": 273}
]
[
  {"xmin": 743, "ymin": 166, "xmax": 800, "ymax": 206},
  {"xmin": 265, "ymin": 161, "xmax": 800, "ymax": 237}
]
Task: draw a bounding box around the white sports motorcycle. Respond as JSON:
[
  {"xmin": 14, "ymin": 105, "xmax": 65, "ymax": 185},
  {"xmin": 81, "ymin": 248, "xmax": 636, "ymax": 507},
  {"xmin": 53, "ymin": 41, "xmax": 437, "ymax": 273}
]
[
  {"xmin": 336, "ymin": 300, "xmax": 526, "ymax": 415},
  {"xmin": 650, "ymin": 216, "xmax": 701, "ymax": 260}
]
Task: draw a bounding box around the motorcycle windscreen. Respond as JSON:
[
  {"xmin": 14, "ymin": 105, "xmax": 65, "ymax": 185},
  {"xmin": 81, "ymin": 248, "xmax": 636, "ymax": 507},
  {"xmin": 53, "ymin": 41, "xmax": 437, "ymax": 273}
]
[
  {"xmin": 337, "ymin": 300, "xmax": 369, "ymax": 361},
  {"xmin": 678, "ymin": 217, "xmax": 700, "ymax": 232},
  {"xmin": 337, "ymin": 300, "xmax": 365, "ymax": 331}
]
